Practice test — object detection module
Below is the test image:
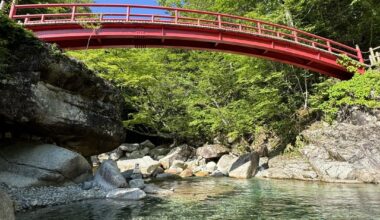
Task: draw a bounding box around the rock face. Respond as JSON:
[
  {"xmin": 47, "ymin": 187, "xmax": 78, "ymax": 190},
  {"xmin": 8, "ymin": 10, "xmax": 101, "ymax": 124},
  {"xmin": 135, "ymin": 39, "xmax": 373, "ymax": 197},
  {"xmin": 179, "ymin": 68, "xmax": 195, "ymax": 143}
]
[
  {"xmin": 0, "ymin": 26, "xmax": 124, "ymax": 156},
  {"xmin": 117, "ymin": 156, "xmax": 160, "ymax": 176},
  {"xmin": 196, "ymin": 144, "xmax": 229, "ymax": 159},
  {"xmin": 229, "ymin": 153, "xmax": 259, "ymax": 179},
  {"xmin": 0, "ymin": 143, "xmax": 92, "ymax": 187},
  {"xmin": 258, "ymin": 108, "xmax": 380, "ymax": 184},
  {"xmin": 94, "ymin": 160, "xmax": 127, "ymax": 190},
  {"xmin": 106, "ymin": 188, "xmax": 146, "ymax": 200},
  {"xmin": 159, "ymin": 144, "xmax": 195, "ymax": 169},
  {"xmin": 300, "ymin": 115, "xmax": 380, "ymax": 183},
  {"xmin": 0, "ymin": 191, "xmax": 15, "ymax": 220}
]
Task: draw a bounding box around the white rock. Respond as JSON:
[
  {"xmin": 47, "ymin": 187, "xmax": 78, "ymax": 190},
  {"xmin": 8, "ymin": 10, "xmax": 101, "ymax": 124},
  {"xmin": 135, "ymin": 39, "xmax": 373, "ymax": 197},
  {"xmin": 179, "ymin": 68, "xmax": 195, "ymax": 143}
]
[{"xmin": 106, "ymin": 188, "xmax": 146, "ymax": 200}]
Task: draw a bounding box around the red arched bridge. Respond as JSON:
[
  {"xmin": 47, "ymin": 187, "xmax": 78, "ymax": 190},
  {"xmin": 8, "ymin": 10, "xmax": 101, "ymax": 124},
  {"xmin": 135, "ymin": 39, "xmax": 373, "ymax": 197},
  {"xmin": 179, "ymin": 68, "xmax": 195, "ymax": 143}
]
[{"xmin": 9, "ymin": 3, "xmax": 365, "ymax": 79}]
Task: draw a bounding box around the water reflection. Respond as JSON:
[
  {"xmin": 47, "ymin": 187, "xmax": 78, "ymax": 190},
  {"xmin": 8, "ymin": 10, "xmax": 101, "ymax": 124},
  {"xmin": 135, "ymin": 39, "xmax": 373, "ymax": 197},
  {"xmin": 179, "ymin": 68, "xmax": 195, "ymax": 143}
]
[{"xmin": 16, "ymin": 178, "xmax": 380, "ymax": 220}]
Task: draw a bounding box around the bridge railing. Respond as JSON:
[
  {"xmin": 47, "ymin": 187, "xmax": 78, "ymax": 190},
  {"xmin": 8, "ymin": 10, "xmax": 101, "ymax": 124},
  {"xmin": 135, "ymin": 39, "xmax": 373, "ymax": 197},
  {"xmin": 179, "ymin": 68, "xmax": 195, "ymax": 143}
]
[{"xmin": 9, "ymin": 3, "xmax": 363, "ymax": 63}]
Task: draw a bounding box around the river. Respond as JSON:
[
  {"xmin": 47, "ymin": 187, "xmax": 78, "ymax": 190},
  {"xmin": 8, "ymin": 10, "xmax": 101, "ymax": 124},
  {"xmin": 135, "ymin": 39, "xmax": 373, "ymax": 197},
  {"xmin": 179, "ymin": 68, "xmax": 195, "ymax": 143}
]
[{"xmin": 16, "ymin": 177, "xmax": 380, "ymax": 219}]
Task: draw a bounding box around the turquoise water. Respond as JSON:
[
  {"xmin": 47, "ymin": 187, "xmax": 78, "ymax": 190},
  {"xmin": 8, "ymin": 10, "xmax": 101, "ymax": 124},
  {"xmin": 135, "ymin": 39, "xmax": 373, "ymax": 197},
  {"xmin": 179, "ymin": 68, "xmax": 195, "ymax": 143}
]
[{"xmin": 16, "ymin": 178, "xmax": 380, "ymax": 220}]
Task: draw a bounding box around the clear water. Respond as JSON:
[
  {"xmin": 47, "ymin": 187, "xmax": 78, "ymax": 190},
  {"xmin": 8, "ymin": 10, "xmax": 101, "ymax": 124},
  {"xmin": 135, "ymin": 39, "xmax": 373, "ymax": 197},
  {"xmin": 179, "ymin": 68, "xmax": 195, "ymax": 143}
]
[{"xmin": 16, "ymin": 178, "xmax": 380, "ymax": 220}]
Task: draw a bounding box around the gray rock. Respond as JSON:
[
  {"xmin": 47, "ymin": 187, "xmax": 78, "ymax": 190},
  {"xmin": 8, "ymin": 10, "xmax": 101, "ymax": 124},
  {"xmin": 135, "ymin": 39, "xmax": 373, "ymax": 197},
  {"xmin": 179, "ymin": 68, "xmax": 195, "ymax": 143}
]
[
  {"xmin": 109, "ymin": 148, "xmax": 123, "ymax": 161},
  {"xmin": 149, "ymin": 147, "xmax": 171, "ymax": 159},
  {"xmin": 0, "ymin": 191, "xmax": 15, "ymax": 220},
  {"xmin": 140, "ymin": 140, "xmax": 155, "ymax": 149},
  {"xmin": 140, "ymin": 147, "xmax": 150, "ymax": 157},
  {"xmin": 206, "ymin": 161, "xmax": 217, "ymax": 173},
  {"xmin": 106, "ymin": 188, "xmax": 146, "ymax": 200},
  {"xmin": 256, "ymin": 156, "xmax": 318, "ymax": 181},
  {"xmin": 155, "ymin": 173, "xmax": 181, "ymax": 180},
  {"xmin": 119, "ymin": 143, "xmax": 139, "ymax": 152},
  {"xmin": 0, "ymin": 143, "xmax": 92, "ymax": 187},
  {"xmin": 81, "ymin": 181, "xmax": 94, "ymax": 190},
  {"xmin": 229, "ymin": 152, "xmax": 259, "ymax": 179},
  {"xmin": 129, "ymin": 179, "xmax": 145, "ymax": 189},
  {"xmin": 98, "ymin": 153, "xmax": 110, "ymax": 163},
  {"xmin": 151, "ymin": 166, "xmax": 165, "ymax": 177},
  {"xmin": 94, "ymin": 160, "xmax": 128, "ymax": 190},
  {"xmin": 143, "ymin": 184, "xmax": 174, "ymax": 195},
  {"xmin": 159, "ymin": 144, "xmax": 195, "ymax": 169},
  {"xmin": 127, "ymin": 151, "xmax": 145, "ymax": 159},
  {"xmin": 117, "ymin": 156, "xmax": 160, "ymax": 176},
  {"xmin": 171, "ymin": 160, "xmax": 187, "ymax": 170},
  {"xmin": 210, "ymin": 170, "xmax": 225, "ymax": 177},
  {"xmin": 217, "ymin": 154, "xmax": 238, "ymax": 175},
  {"xmin": 121, "ymin": 170, "xmax": 134, "ymax": 180},
  {"xmin": 196, "ymin": 144, "xmax": 229, "ymax": 159}
]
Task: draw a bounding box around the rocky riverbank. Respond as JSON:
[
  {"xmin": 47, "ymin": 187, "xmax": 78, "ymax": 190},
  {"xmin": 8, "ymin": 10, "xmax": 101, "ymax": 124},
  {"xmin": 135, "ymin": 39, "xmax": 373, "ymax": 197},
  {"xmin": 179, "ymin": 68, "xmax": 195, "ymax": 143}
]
[{"xmin": 257, "ymin": 107, "xmax": 380, "ymax": 184}]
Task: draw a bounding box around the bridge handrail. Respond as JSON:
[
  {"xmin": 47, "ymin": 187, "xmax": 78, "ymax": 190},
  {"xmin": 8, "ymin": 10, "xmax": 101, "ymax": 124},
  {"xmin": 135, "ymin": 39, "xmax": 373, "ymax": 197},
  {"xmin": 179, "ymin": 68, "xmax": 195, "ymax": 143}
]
[{"xmin": 9, "ymin": 3, "xmax": 363, "ymax": 62}]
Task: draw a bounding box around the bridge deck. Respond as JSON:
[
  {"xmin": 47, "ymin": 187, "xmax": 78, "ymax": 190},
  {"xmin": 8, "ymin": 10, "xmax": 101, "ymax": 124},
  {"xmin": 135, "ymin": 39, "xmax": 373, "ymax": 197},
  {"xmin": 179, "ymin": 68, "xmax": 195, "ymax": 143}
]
[{"xmin": 9, "ymin": 3, "xmax": 365, "ymax": 79}]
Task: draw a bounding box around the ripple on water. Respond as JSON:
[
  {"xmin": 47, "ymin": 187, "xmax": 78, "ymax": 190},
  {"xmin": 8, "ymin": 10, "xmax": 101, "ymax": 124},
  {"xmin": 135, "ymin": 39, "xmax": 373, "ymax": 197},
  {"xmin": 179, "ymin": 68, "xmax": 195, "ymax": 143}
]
[{"xmin": 16, "ymin": 178, "xmax": 380, "ymax": 220}]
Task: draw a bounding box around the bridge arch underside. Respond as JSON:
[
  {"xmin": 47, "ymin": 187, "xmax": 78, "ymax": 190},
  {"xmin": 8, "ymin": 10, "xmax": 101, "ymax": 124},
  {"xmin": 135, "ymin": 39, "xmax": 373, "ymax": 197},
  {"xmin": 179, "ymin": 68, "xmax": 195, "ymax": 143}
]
[{"xmin": 29, "ymin": 23, "xmax": 353, "ymax": 80}]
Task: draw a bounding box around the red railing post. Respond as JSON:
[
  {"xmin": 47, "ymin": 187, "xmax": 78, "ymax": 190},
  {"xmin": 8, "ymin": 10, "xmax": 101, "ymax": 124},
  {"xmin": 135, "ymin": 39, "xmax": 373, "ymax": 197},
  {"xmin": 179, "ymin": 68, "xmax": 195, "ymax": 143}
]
[
  {"xmin": 9, "ymin": 2, "xmax": 16, "ymax": 19},
  {"xmin": 356, "ymin": 45, "xmax": 364, "ymax": 63},
  {"xmin": 126, "ymin": 6, "xmax": 130, "ymax": 21},
  {"xmin": 71, "ymin": 6, "xmax": 76, "ymax": 21},
  {"xmin": 41, "ymin": 14, "xmax": 45, "ymax": 22}
]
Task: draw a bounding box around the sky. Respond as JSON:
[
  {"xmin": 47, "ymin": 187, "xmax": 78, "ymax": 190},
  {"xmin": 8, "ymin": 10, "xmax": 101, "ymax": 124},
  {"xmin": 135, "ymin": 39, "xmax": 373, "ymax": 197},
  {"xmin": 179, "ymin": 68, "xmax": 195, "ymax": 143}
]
[{"xmin": 92, "ymin": 0, "xmax": 166, "ymax": 16}]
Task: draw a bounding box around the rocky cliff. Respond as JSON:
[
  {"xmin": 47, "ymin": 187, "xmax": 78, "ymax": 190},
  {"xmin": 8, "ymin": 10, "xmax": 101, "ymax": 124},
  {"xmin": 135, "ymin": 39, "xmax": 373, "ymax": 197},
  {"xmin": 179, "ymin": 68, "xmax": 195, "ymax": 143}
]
[
  {"xmin": 0, "ymin": 15, "xmax": 125, "ymax": 156},
  {"xmin": 257, "ymin": 107, "xmax": 380, "ymax": 184}
]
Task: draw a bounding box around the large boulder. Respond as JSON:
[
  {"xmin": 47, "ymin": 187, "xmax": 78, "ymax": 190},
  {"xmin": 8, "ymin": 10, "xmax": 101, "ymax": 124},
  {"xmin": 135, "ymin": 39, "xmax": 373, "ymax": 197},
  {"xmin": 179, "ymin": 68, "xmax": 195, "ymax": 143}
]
[
  {"xmin": 0, "ymin": 143, "xmax": 92, "ymax": 187},
  {"xmin": 255, "ymin": 156, "xmax": 318, "ymax": 181},
  {"xmin": 0, "ymin": 191, "xmax": 15, "ymax": 220},
  {"xmin": 217, "ymin": 154, "xmax": 238, "ymax": 175},
  {"xmin": 0, "ymin": 25, "xmax": 125, "ymax": 156},
  {"xmin": 94, "ymin": 160, "xmax": 128, "ymax": 190},
  {"xmin": 117, "ymin": 156, "xmax": 160, "ymax": 176},
  {"xmin": 196, "ymin": 144, "xmax": 229, "ymax": 159},
  {"xmin": 106, "ymin": 188, "xmax": 146, "ymax": 200},
  {"xmin": 228, "ymin": 153, "xmax": 259, "ymax": 179},
  {"xmin": 159, "ymin": 144, "xmax": 195, "ymax": 169}
]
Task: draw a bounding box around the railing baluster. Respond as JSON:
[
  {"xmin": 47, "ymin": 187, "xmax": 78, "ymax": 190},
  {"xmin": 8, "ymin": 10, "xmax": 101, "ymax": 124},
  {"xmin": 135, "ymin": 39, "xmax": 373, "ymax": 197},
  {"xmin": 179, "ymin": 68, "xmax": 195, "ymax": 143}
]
[
  {"xmin": 293, "ymin": 31, "xmax": 298, "ymax": 42},
  {"xmin": 174, "ymin": 9, "xmax": 178, "ymax": 24},
  {"xmin": 218, "ymin": 14, "xmax": 222, "ymax": 28},
  {"xmin": 257, "ymin": 21, "xmax": 261, "ymax": 34},
  {"xmin": 71, "ymin": 6, "xmax": 76, "ymax": 21},
  {"xmin": 327, "ymin": 41, "xmax": 332, "ymax": 52},
  {"xmin": 126, "ymin": 6, "xmax": 130, "ymax": 21},
  {"xmin": 41, "ymin": 14, "xmax": 45, "ymax": 23}
]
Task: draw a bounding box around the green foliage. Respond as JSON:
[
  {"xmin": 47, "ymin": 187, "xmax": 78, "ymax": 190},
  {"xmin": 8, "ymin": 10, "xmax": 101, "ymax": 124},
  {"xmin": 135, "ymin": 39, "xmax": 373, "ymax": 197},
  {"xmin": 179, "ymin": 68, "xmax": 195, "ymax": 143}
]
[
  {"xmin": 311, "ymin": 69, "xmax": 380, "ymax": 122},
  {"xmin": 337, "ymin": 55, "xmax": 366, "ymax": 74},
  {"xmin": 0, "ymin": 14, "xmax": 43, "ymax": 74}
]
